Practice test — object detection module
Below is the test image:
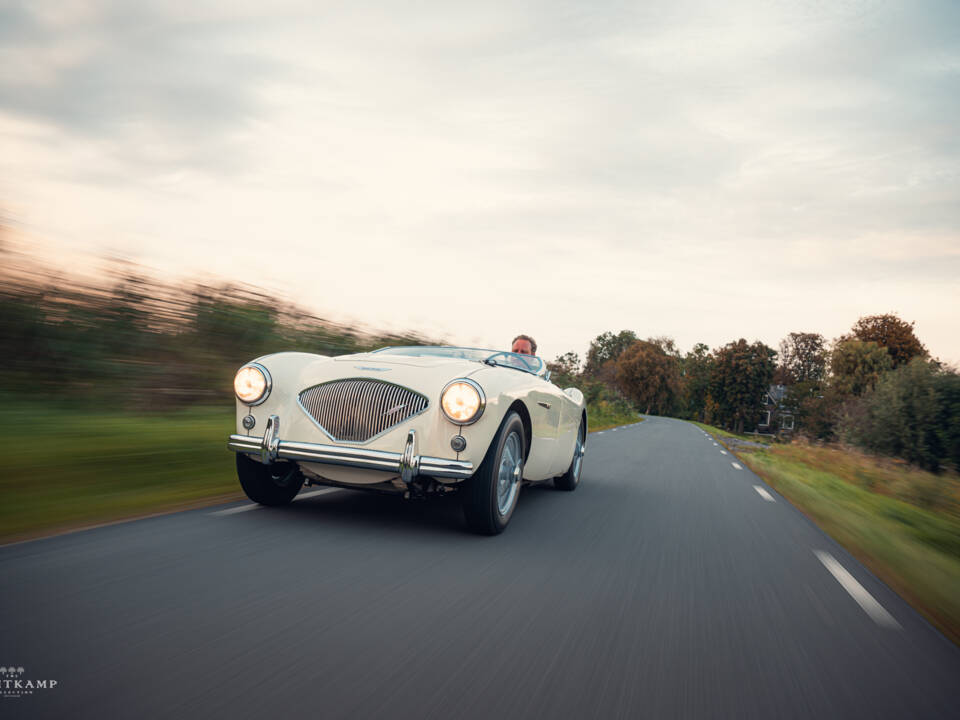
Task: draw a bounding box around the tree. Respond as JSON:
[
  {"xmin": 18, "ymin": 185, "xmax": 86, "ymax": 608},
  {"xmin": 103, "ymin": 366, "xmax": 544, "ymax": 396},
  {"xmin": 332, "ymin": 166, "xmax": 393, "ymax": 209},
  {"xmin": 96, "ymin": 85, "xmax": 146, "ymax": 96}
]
[
  {"xmin": 615, "ymin": 340, "xmax": 681, "ymax": 415},
  {"xmin": 584, "ymin": 330, "xmax": 638, "ymax": 376},
  {"xmin": 547, "ymin": 351, "xmax": 581, "ymax": 388},
  {"xmin": 778, "ymin": 332, "xmax": 826, "ymax": 385},
  {"xmin": 830, "ymin": 340, "xmax": 893, "ymax": 397},
  {"xmin": 647, "ymin": 335, "xmax": 682, "ymax": 358},
  {"xmin": 680, "ymin": 342, "xmax": 714, "ymax": 421},
  {"xmin": 710, "ymin": 339, "xmax": 777, "ymax": 433},
  {"xmin": 847, "ymin": 314, "xmax": 926, "ymax": 369},
  {"xmin": 776, "ymin": 332, "xmax": 829, "ymax": 437},
  {"xmin": 841, "ymin": 358, "xmax": 960, "ymax": 473}
]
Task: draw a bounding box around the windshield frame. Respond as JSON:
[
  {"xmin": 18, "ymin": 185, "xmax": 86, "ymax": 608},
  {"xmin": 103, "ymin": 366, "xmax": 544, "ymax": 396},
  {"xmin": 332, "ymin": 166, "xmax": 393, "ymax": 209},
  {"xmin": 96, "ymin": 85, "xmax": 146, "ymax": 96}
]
[{"xmin": 372, "ymin": 346, "xmax": 546, "ymax": 377}]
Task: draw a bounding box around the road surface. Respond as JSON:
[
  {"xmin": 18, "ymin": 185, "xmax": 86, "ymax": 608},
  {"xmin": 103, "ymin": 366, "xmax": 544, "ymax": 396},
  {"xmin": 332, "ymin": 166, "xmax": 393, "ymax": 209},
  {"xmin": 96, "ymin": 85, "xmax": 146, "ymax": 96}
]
[{"xmin": 2, "ymin": 416, "xmax": 959, "ymax": 718}]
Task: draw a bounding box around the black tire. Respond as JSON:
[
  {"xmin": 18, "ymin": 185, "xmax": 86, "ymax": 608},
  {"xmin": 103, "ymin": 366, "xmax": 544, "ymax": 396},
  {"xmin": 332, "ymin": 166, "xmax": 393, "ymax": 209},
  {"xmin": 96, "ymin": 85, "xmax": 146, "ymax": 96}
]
[
  {"xmin": 463, "ymin": 411, "xmax": 526, "ymax": 535},
  {"xmin": 554, "ymin": 415, "xmax": 586, "ymax": 491},
  {"xmin": 236, "ymin": 454, "xmax": 304, "ymax": 506}
]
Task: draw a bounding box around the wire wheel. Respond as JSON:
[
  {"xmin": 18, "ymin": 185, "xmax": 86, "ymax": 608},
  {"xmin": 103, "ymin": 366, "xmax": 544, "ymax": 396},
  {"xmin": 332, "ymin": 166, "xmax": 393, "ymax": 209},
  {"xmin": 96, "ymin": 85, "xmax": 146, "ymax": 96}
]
[{"xmin": 496, "ymin": 431, "xmax": 523, "ymax": 516}]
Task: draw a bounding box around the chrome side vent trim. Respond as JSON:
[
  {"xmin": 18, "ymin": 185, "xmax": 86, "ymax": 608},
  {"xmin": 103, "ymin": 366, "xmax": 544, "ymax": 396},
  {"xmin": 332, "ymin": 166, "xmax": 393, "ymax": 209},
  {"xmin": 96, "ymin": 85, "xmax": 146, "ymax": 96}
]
[{"xmin": 298, "ymin": 379, "xmax": 429, "ymax": 443}]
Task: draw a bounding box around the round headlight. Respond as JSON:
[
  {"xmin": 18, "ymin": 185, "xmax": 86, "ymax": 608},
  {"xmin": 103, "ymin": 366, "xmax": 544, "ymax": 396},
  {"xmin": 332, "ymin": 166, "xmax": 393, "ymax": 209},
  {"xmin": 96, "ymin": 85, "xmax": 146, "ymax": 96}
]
[
  {"xmin": 234, "ymin": 364, "xmax": 271, "ymax": 405},
  {"xmin": 441, "ymin": 379, "xmax": 485, "ymax": 425}
]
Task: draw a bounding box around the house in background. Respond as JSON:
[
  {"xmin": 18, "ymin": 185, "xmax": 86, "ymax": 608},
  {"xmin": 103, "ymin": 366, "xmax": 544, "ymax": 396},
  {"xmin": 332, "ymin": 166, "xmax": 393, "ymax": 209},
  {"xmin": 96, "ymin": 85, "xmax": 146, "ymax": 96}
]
[{"xmin": 758, "ymin": 384, "xmax": 795, "ymax": 434}]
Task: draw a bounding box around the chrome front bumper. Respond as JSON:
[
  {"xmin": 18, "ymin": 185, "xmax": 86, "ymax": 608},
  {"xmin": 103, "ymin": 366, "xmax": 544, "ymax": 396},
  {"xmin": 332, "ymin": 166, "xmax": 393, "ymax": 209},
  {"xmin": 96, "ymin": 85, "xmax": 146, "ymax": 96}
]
[{"xmin": 227, "ymin": 415, "xmax": 473, "ymax": 482}]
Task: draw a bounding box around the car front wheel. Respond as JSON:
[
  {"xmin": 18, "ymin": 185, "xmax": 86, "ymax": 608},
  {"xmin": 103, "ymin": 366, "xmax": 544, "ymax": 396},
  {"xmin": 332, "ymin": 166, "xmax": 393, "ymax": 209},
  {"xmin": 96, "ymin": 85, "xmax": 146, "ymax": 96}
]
[
  {"xmin": 554, "ymin": 416, "xmax": 585, "ymax": 491},
  {"xmin": 463, "ymin": 411, "xmax": 526, "ymax": 535},
  {"xmin": 236, "ymin": 454, "xmax": 304, "ymax": 506}
]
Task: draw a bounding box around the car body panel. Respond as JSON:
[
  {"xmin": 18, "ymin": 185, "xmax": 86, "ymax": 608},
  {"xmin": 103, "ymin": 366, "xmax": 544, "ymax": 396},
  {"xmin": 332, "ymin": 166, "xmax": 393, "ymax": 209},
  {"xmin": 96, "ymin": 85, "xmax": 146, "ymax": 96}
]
[{"xmin": 232, "ymin": 348, "xmax": 586, "ymax": 488}]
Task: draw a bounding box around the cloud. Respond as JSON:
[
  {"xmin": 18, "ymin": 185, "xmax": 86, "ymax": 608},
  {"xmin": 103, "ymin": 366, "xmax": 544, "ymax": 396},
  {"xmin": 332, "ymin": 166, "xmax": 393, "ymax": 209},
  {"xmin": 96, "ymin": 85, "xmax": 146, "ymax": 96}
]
[{"xmin": 0, "ymin": 0, "xmax": 958, "ymax": 363}]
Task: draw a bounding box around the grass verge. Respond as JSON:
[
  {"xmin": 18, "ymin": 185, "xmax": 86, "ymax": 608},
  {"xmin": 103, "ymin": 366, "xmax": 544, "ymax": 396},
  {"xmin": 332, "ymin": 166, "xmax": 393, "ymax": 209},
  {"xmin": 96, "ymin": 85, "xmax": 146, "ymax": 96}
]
[
  {"xmin": 697, "ymin": 422, "xmax": 960, "ymax": 645},
  {"xmin": 690, "ymin": 420, "xmax": 772, "ymax": 444},
  {"xmin": 0, "ymin": 405, "xmax": 241, "ymax": 544},
  {"xmin": 588, "ymin": 402, "xmax": 643, "ymax": 432}
]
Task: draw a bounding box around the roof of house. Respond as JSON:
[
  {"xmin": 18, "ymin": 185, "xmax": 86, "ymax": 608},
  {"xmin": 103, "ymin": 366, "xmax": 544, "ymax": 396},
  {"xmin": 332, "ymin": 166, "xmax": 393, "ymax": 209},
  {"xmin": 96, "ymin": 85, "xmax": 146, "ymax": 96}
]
[{"xmin": 767, "ymin": 384, "xmax": 789, "ymax": 404}]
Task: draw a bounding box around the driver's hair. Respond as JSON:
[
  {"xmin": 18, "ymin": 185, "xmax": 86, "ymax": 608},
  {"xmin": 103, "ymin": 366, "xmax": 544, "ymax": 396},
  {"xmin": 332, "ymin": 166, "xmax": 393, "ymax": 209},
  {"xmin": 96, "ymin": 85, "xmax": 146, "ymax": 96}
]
[{"xmin": 511, "ymin": 334, "xmax": 537, "ymax": 355}]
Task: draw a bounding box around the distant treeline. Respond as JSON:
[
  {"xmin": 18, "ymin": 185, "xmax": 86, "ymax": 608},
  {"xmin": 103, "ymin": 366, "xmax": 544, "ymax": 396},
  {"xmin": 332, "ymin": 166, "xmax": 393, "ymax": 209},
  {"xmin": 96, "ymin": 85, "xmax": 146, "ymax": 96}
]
[
  {"xmin": 547, "ymin": 322, "xmax": 960, "ymax": 474},
  {"xmin": 0, "ymin": 246, "xmax": 432, "ymax": 407}
]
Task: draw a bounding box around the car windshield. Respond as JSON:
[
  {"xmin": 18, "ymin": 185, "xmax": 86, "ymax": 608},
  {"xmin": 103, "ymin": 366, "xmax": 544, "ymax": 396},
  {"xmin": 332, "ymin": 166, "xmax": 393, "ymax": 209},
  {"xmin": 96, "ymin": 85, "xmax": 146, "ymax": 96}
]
[{"xmin": 373, "ymin": 346, "xmax": 545, "ymax": 376}]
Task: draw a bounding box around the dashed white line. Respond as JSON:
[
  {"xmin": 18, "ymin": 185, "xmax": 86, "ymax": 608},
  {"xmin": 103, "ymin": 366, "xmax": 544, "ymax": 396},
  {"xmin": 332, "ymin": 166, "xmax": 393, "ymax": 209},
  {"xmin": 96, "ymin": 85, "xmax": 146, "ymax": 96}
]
[
  {"xmin": 720, "ymin": 450, "xmax": 728, "ymax": 455},
  {"xmin": 712, "ymin": 442, "xmax": 718, "ymax": 446},
  {"xmin": 815, "ymin": 551, "xmax": 901, "ymax": 629},
  {"xmin": 753, "ymin": 485, "xmax": 775, "ymax": 502},
  {"xmin": 210, "ymin": 487, "xmax": 340, "ymax": 516},
  {"xmin": 731, "ymin": 462, "xmax": 743, "ymax": 470}
]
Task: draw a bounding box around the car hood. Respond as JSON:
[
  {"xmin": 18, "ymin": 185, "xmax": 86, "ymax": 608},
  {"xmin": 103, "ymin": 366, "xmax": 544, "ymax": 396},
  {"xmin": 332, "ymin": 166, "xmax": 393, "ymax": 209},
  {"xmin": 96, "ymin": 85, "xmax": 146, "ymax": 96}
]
[{"xmin": 261, "ymin": 352, "xmax": 487, "ymax": 398}]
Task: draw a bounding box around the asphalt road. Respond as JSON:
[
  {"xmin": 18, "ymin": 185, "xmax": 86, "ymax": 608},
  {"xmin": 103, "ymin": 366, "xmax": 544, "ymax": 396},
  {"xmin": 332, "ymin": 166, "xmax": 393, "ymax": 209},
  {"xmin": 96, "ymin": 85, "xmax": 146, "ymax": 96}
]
[{"xmin": 3, "ymin": 416, "xmax": 959, "ymax": 719}]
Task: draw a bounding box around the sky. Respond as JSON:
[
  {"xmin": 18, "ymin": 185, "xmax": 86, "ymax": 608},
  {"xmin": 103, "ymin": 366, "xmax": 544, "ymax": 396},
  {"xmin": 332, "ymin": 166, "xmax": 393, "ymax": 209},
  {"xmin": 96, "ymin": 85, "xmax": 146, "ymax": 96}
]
[{"xmin": 1, "ymin": 0, "xmax": 958, "ymax": 364}]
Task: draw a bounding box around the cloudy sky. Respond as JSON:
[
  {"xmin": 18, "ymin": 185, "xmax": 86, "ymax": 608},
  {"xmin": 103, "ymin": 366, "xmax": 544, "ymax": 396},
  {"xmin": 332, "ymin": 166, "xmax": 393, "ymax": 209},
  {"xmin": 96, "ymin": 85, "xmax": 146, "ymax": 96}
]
[{"xmin": 1, "ymin": 0, "xmax": 958, "ymax": 363}]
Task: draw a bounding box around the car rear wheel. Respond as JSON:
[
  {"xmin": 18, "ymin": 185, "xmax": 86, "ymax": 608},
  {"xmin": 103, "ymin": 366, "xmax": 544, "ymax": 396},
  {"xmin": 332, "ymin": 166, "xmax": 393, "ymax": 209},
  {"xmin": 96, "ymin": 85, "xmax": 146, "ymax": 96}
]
[
  {"xmin": 463, "ymin": 411, "xmax": 526, "ymax": 535},
  {"xmin": 554, "ymin": 416, "xmax": 585, "ymax": 491},
  {"xmin": 236, "ymin": 454, "xmax": 304, "ymax": 506}
]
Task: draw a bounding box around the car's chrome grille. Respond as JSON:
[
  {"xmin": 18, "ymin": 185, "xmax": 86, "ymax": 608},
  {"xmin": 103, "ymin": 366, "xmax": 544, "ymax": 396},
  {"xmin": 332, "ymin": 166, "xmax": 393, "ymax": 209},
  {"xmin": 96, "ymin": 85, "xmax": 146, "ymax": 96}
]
[{"xmin": 298, "ymin": 379, "xmax": 429, "ymax": 443}]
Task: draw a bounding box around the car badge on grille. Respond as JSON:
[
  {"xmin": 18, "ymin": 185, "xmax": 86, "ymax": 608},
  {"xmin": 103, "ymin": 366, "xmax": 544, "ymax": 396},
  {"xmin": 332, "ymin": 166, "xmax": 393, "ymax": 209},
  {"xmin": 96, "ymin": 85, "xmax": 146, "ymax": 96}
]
[
  {"xmin": 354, "ymin": 366, "xmax": 392, "ymax": 372},
  {"xmin": 382, "ymin": 403, "xmax": 407, "ymax": 417}
]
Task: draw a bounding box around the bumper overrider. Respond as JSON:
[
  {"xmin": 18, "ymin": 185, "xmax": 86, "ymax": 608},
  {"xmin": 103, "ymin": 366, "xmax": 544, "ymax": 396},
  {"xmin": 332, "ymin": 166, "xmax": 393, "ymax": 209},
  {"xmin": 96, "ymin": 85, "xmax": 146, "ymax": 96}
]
[{"xmin": 227, "ymin": 415, "xmax": 474, "ymax": 483}]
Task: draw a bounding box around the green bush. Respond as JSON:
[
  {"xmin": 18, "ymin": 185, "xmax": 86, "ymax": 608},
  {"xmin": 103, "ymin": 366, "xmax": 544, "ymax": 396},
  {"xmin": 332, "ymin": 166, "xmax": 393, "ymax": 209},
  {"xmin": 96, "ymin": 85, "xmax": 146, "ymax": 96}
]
[{"xmin": 842, "ymin": 359, "xmax": 960, "ymax": 473}]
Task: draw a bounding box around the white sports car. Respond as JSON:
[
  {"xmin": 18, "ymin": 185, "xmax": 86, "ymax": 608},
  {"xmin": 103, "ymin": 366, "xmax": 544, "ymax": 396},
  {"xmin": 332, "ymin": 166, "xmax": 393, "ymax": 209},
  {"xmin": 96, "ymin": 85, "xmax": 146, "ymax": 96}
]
[{"xmin": 228, "ymin": 346, "xmax": 587, "ymax": 534}]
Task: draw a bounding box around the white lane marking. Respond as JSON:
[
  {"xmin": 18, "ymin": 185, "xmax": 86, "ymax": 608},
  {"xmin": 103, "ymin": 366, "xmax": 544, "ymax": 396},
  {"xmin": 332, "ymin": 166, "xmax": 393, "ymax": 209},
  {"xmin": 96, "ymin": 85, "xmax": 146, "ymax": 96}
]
[
  {"xmin": 298, "ymin": 488, "xmax": 341, "ymax": 500},
  {"xmin": 731, "ymin": 462, "xmax": 743, "ymax": 470},
  {"xmin": 712, "ymin": 442, "xmax": 718, "ymax": 446},
  {"xmin": 210, "ymin": 488, "xmax": 340, "ymax": 516},
  {"xmin": 753, "ymin": 485, "xmax": 775, "ymax": 502},
  {"xmin": 211, "ymin": 504, "xmax": 260, "ymax": 516},
  {"xmin": 815, "ymin": 551, "xmax": 901, "ymax": 629},
  {"xmin": 597, "ymin": 431, "xmax": 604, "ymax": 435},
  {"xmin": 720, "ymin": 450, "xmax": 728, "ymax": 455}
]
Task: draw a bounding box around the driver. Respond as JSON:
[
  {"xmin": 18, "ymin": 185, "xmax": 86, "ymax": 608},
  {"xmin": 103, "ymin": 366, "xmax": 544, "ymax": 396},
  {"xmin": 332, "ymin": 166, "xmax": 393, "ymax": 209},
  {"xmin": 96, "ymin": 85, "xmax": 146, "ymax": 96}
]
[{"xmin": 511, "ymin": 334, "xmax": 537, "ymax": 356}]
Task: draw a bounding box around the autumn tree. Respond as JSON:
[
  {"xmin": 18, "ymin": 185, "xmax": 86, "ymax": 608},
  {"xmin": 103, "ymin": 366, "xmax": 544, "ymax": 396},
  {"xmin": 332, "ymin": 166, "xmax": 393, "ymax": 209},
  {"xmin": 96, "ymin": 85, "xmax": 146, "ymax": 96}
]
[
  {"xmin": 830, "ymin": 340, "xmax": 893, "ymax": 397},
  {"xmin": 615, "ymin": 340, "xmax": 681, "ymax": 415},
  {"xmin": 778, "ymin": 332, "xmax": 827, "ymax": 385},
  {"xmin": 680, "ymin": 342, "xmax": 714, "ymax": 421},
  {"xmin": 847, "ymin": 314, "xmax": 926, "ymax": 369},
  {"xmin": 647, "ymin": 335, "xmax": 682, "ymax": 358},
  {"xmin": 585, "ymin": 330, "xmax": 638, "ymax": 376},
  {"xmin": 710, "ymin": 339, "xmax": 777, "ymax": 433}
]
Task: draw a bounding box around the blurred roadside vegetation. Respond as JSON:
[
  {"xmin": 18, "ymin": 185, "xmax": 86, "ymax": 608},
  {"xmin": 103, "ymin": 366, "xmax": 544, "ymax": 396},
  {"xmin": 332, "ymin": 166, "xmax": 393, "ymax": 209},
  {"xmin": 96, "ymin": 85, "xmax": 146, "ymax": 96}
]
[
  {"xmin": 0, "ymin": 403, "xmax": 237, "ymax": 543},
  {"xmin": 0, "ymin": 245, "xmax": 431, "ymax": 408}
]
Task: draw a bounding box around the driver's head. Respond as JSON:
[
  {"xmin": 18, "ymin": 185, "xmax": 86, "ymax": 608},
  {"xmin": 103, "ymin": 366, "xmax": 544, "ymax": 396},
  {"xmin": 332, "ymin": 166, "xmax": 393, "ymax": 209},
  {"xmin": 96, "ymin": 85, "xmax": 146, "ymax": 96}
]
[{"xmin": 511, "ymin": 334, "xmax": 537, "ymax": 356}]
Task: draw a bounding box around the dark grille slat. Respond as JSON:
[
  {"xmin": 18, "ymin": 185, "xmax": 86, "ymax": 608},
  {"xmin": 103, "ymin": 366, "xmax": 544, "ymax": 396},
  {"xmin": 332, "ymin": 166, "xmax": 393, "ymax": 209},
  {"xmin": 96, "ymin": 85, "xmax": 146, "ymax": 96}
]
[{"xmin": 299, "ymin": 379, "xmax": 428, "ymax": 443}]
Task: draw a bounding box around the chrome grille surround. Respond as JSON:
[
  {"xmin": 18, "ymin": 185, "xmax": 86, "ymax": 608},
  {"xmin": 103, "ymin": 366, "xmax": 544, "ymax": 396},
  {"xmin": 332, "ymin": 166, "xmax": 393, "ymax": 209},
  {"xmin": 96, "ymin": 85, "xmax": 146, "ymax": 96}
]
[{"xmin": 298, "ymin": 378, "xmax": 429, "ymax": 443}]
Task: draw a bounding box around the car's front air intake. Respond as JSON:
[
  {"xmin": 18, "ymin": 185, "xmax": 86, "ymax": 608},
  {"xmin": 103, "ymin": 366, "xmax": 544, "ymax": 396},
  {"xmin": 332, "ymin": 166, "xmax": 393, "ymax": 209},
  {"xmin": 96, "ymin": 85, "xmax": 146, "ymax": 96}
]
[{"xmin": 298, "ymin": 379, "xmax": 429, "ymax": 443}]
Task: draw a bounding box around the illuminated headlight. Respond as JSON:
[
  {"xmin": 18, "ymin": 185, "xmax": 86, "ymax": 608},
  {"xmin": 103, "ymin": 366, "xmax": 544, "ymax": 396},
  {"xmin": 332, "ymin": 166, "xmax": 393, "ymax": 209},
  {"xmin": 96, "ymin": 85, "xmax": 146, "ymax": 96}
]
[
  {"xmin": 234, "ymin": 364, "xmax": 272, "ymax": 405},
  {"xmin": 440, "ymin": 379, "xmax": 485, "ymax": 425}
]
